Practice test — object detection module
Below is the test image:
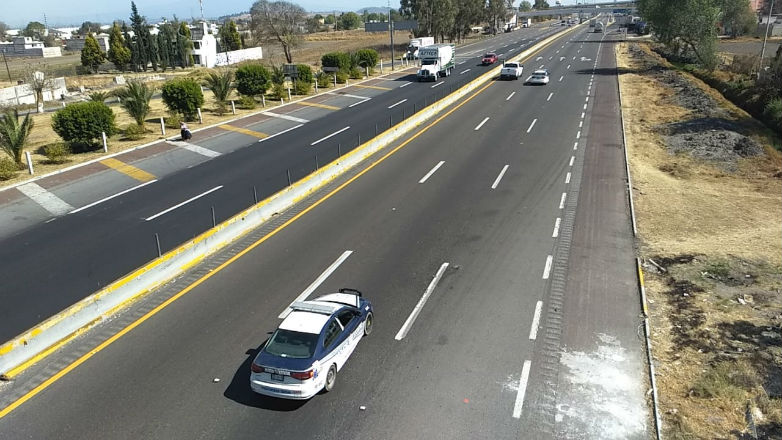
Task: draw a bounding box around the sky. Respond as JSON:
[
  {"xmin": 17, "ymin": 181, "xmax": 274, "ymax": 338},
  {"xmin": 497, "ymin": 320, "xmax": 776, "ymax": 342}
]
[{"xmin": 6, "ymin": 0, "xmax": 589, "ymax": 28}]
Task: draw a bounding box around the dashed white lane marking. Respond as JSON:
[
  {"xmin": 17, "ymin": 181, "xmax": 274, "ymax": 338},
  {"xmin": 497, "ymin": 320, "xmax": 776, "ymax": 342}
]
[
  {"xmin": 506, "ymin": 91, "xmax": 516, "ymax": 101},
  {"xmin": 570, "ymin": 156, "xmax": 575, "ymax": 166},
  {"xmin": 475, "ymin": 117, "xmax": 490, "ymax": 131},
  {"xmin": 419, "ymin": 160, "xmax": 445, "ymax": 183},
  {"xmin": 585, "ymin": 96, "xmax": 589, "ymax": 103},
  {"xmin": 166, "ymin": 140, "xmax": 221, "ymax": 158},
  {"xmin": 581, "ymin": 112, "xmax": 585, "ymax": 119},
  {"xmin": 526, "ymin": 118, "xmax": 537, "ymax": 133},
  {"xmin": 574, "ymin": 142, "xmax": 578, "ymax": 150},
  {"xmin": 576, "ymin": 130, "xmax": 581, "ymax": 139},
  {"xmin": 460, "ymin": 68, "xmax": 471, "ymax": 74},
  {"xmin": 431, "ymin": 81, "xmax": 445, "ymax": 88},
  {"xmin": 399, "ymin": 82, "xmax": 412, "ymax": 88},
  {"xmin": 259, "ymin": 123, "xmax": 304, "ymax": 142},
  {"xmin": 552, "ymin": 217, "xmax": 561, "ymax": 238},
  {"xmin": 548, "ymin": 56, "xmax": 552, "ymax": 61},
  {"xmin": 583, "ymin": 103, "xmax": 588, "ymax": 110},
  {"xmin": 529, "ymin": 301, "xmax": 543, "ymax": 340},
  {"xmin": 546, "ymin": 92, "xmax": 553, "ymax": 102},
  {"xmin": 542, "ymin": 255, "xmax": 553, "ymax": 279},
  {"xmin": 579, "ymin": 121, "xmax": 583, "ymax": 128},
  {"xmin": 71, "ymin": 180, "xmax": 157, "ymax": 214},
  {"xmin": 458, "ymin": 61, "xmax": 466, "ymax": 65},
  {"xmin": 145, "ymin": 185, "xmax": 223, "ymax": 221},
  {"xmin": 536, "ymin": 56, "xmax": 543, "ymax": 61},
  {"xmin": 261, "ymin": 111, "xmax": 309, "ymax": 124},
  {"xmin": 566, "ymin": 171, "xmax": 571, "ymax": 184},
  {"xmin": 491, "ymin": 165, "xmax": 509, "ymax": 189},
  {"xmin": 311, "ymin": 126, "xmax": 350, "ymax": 145},
  {"xmin": 573, "ymin": 56, "xmax": 576, "ymax": 60},
  {"xmin": 279, "ymin": 250, "xmax": 353, "ymax": 318},
  {"xmin": 559, "ymin": 192, "xmax": 567, "ymax": 209},
  {"xmin": 567, "ymin": 64, "xmax": 571, "ymax": 70},
  {"xmin": 348, "ymin": 97, "xmax": 371, "ymax": 107},
  {"xmin": 388, "ymin": 98, "xmax": 407, "ymax": 109},
  {"xmin": 18, "ymin": 182, "xmax": 74, "ymax": 216},
  {"xmin": 395, "ymin": 262, "xmax": 450, "ymax": 340}
]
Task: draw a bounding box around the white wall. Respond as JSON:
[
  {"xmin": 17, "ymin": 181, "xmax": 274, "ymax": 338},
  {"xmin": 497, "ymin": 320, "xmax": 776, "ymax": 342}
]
[
  {"xmin": 0, "ymin": 77, "xmax": 68, "ymax": 107},
  {"xmin": 215, "ymin": 47, "xmax": 264, "ymax": 66}
]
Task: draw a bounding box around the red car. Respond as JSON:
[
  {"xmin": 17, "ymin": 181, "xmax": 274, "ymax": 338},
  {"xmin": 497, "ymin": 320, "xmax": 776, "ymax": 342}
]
[{"xmin": 482, "ymin": 53, "xmax": 498, "ymax": 65}]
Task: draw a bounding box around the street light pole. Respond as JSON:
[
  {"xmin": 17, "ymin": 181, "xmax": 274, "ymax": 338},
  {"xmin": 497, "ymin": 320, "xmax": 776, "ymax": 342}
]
[{"xmin": 758, "ymin": 0, "xmax": 775, "ymax": 79}]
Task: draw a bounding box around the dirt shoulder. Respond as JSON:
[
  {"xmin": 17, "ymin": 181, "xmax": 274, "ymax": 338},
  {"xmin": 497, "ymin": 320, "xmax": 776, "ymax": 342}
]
[{"xmin": 616, "ymin": 42, "xmax": 782, "ymax": 439}]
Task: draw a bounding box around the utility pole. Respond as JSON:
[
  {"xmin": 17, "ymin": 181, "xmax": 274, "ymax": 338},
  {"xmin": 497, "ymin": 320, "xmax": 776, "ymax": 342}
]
[
  {"xmin": 389, "ymin": 1, "xmax": 395, "ymax": 71},
  {"xmin": 2, "ymin": 52, "xmax": 11, "ymax": 81},
  {"xmin": 199, "ymin": 0, "xmax": 205, "ymax": 22},
  {"xmin": 758, "ymin": 0, "xmax": 775, "ymax": 79}
]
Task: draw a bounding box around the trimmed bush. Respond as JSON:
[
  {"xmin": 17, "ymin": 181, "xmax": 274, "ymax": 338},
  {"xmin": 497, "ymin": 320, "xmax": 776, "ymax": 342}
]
[
  {"xmin": 122, "ymin": 123, "xmax": 145, "ymax": 140},
  {"xmin": 316, "ymin": 72, "xmax": 331, "ymax": 88},
  {"xmin": 270, "ymin": 83, "xmax": 286, "ymax": 100},
  {"xmin": 335, "ymin": 71, "xmax": 348, "ymax": 84},
  {"xmin": 239, "ymin": 95, "xmax": 257, "ymax": 109},
  {"xmin": 763, "ymin": 98, "xmax": 782, "ymax": 133},
  {"xmin": 42, "ymin": 142, "xmax": 70, "ymax": 164},
  {"xmin": 161, "ymin": 78, "xmax": 204, "ymax": 121},
  {"xmin": 293, "ymin": 79, "xmax": 312, "ymax": 95},
  {"xmin": 349, "ymin": 66, "xmax": 363, "ymax": 79},
  {"xmin": 321, "ymin": 52, "xmax": 352, "ymax": 72},
  {"xmin": 353, "ymin": 49, "xmax": 379, "ymax": 70},
  {"xmin": 296, "ymin": 64, "xmax": 313, "ymax": 83},
  {"xmin": 0, "ymin": 157, "xmax": 18, "ymax": 180},
  {"xmin": 51, "ymin": 101, "xmax": 117, "ymax": 152},
  {"xmin": 235, "ymin": 64, "xmax": 271, "ymax": 96},
  {"xmin": 164, "ymin": 113, "xmax": 183, "ymax": 129}
]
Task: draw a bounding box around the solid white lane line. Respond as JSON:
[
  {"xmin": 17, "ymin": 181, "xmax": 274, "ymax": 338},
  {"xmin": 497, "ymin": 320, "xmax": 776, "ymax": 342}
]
[
  {"xmin": 513, "ymin": 361, "xmax": 532, "ymax": 419},
  {"xmin": 278, "ymin": 250, "xmax": 353, "ymax": 318},
  {"xmin": 529, "ymin": 301, "xmax": 543, "ymax": 340},
  {"xmin": 475, "ymin": 117, "xmax": 490, "ymax": 131},
  {"xmin": 491, "ymin": 165, "xmax": 509, "ymax": 189},
  {"xmin": 395, "ymin": 262, "xmax": 450, "ymax": 340},
  {"xmin": 261, "ymin": 111, "xmax": 309, "ymax": 124},
  {"xmin": 145, "ymin": 185, "xmax": 223, "ymax": 221},
  {"xmin": 559, "ymin": 75, "xmax": 564, "ymax": 82},
  {"xmin": 258, "ymin": 123, "xmax": 304, "ymax": 142},
  {"xmin": 166, "ymin": 140, "xmax": 221, "ymax": 158},
  {"xmin": 71, "ymin": 180, "xmax": 157, "ymax": 214},
  {"xmin": 552, "ymin": 217, "xmax": 561, "ymax": 238},
  {"xmin": 348, "ymin": 98, "xmax": 371, "ymax": 108},
  {"xmin": 311, "ymin": 126, "xmax": 350, "ymax": 145},
  {"xmin": 506, "ymin": 91, "xmax": 516, "ymax": 101},
  {"xmin": 18, "ymin": 182, "xmax": 74, "ymax": 216},
  {"xmin": 526, "ymin": 118, "xmax": 537, "ymax": 133},
  {"xmin": 399, "ymin": 82, "xmax": 412, "ymax": 88},
  {"xmin": 419, "ymin": 160, "xmax": 445, "ymax": 183},
  {"xmin": 431, "ymin": 81, "xmax": 445, "ymax": 88},
  {"xmin": 565, "ymin": 172, "xmax": 571, "ymax": 184},
  {"xmin": 569, "ymin": 156, "xmax": 575, "ymax": 166},
  {"xmin": 559, "ymin": 192, "xmax": 567, "ymax": 209},
  {"xmin": 542, "ymin": 255, "xmax": 553, "ymax": 279},
  {"xmin": 388, "ymin": 98, "xmax": 408, "ymax": 109},
  {"xmin": 460, "ymin": 68, "xmax": 471, "ymax": 74},
  {"xmin": 576, "ymin": 130, "xmax": 581, "ymax": 139},
  {"xmin": 546, "ymin": 92, "xmax": 553, "ymax": 102}
]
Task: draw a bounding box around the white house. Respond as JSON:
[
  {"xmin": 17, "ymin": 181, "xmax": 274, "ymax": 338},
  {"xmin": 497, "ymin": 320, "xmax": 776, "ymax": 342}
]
[
  {"xmin": 190, "ymin": 21, "xmax": 218, "ymax": 67},
  {"xmin": 0, "ymin": 36, "xmax": 61, "ymax": 57}
]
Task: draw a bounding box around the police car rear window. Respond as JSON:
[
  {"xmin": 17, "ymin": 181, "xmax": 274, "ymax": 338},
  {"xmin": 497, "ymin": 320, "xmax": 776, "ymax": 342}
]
[{"xmin": 265, "ymin": 329, "xmax": 319, "ymax": 359}]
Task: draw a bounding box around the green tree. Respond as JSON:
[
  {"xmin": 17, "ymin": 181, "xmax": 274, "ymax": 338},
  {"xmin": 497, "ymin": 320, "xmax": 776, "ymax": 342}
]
[
  {"xmin": 114, "ymin": 80, "xmax": 154, "ymax": 126},
  {"xmin": 204, "ymin": 69, "xmax": 235, "ymax": 103},
  {"xmin": 0, "ymin": 21, "xmax": 8, "ymax": 41},
  {"xmin": 129, "ymin": 1, "xmax": 150, "ymax": 71},
  {"xmin": 454, "ymin": 0, "xmax": 484, "ymax": 42},
  {"xmin": 250, "ymin": 0, "xmax": 306, "ymax": 63},
  {"xmin": 51, "ymin": 102, "xmax": 117, "ymax": 151},
  {"xmin": 321, "ymin": 51, "xmax": 352, "ymax": 72},
  {"xmin": 219, "ymin": 20, "xmax": 242, "ymax": 51},
  {"xmin": 722, "ymin": 0, "xmax": 757, "ymax": 38},
  {"xmin": 81, "ymin": 33, "xmax": 105, "ymax": 73},
  {"xmin": 519, "ymin": 1, "xmax": 533, "ymax": 11},
  {"xmin": 161, "ymin": 78, "xmax": 204, "ymax": 120},
  {"xmin": 78, "ymin": 21, "xmax": 102, "ymax": 35},
  {"xmin": 235, "ymin": 64, "xmax": 271, "ymax": 96},
  {"xmin": 533, "ymin": 0, "xmax": 549, "ymax": 8},
  {"xmin": 23, "ymin": 21, "xmax": 46, "ymax": 40},
  {"xmin": 324, "ymin": 14, "xmax": 336, "ymax": 25},
  {"xmin": 108, "ymin": 23, "xmax": 131, "ymax": 70},
  {"xmin": 177, "ymin": 21, "xmax": 194, "ymax": 68},
  {"xmin": 0, "ymin": 110, "xmax": 34, "ymax": 166},
  {"xmin": 353, "ymin": 49, "xmax": 379, "ymax": 69},
  {"xmin": 339, "ymin": 12, "xmax": 362, "ymax": 30}
]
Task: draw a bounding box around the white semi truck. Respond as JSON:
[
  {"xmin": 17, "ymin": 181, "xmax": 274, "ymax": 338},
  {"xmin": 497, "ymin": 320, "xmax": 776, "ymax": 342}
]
[
  {"xmin": 416, "ymin": 44, "xmax": 455, "ymax": 82},
  {"xmin": 406, "ymin": 37, "xmax": 435, "ymax": 59}
]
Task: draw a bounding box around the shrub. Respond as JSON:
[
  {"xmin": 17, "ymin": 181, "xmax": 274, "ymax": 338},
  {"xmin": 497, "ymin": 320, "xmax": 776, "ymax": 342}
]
[
  {"xmin": 270, "ymin": 83, "xmax": 286, "ymax": 100},
  {"xmin": 42, "ymin": 142, "xmax": 70, "ymax": 164},
  {"xmin": 238, "ymin": 94, "xmax": 256, "ymax": 109},
  {"xmin": 321, "ymin": 52, "xmax": 352, "ymax": 72},
  {"xmin": 51, "ymin": 101, "xmax": 116, "ymax": 152},
  {"xmin": 293, "ymin": 79, "xmax": 312, "ymax": 95},
  {"xmin": 296, "ymin": 64, "xmax": 313, "ymax": 83},
  {"xmin": 316, "ymin": 72, "xmax": 331, "ymax": 89},
  {"xmin": 122, "ymin": 123, "xmax": 145, "ymax": 140},
  {"xmin": 0, "ymin": 157, "xmax": 18, "ymax": 180},
  {"xmin": 353, "ymin": 49, "xmax": 378, "ymax": 70},
  {"xmin": 335, "ymin": 71, "xmax": 348, "ymax": 84},
  {"xmin": 88, "ymin": 91, "xmax": 111, "ymax": 103},
  {"xmin": 161, "ymin": 78, "xmax": 204, "ymax": 121},
  {"xmin": 164, "ymin": 113, "xmax": 182, "ymax": 129},
  {"xmin": 235, "ymin": 64, "xmax": 271, "ymax": 96},
  {"xmin": 349, "ymin": 66, "xmax": 363, "ymax": 79},
  {"xmin": 763, "ymin": 97, "xmax": 782, "ymax": 132}
]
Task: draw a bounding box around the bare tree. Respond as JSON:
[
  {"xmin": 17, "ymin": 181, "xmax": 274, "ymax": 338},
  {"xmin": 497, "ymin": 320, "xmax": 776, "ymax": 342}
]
[
  {"xmin": 24, "ymin": 69, "xmax": 53, "ymax": 113},
  {"xmin": 250, "ymin": 0, "xmax": 306, "ymax": 64}
]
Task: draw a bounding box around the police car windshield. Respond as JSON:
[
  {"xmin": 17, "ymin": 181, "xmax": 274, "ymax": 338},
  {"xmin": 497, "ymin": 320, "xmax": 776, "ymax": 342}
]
[{"xmin": 265, "ymin": 329, "xmax": 319, "ymax": 359}]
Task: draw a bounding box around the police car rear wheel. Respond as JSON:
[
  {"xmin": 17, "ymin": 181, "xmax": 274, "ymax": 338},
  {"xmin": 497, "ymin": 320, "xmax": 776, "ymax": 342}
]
[
  {"xmin": 324, "ymin": 365, "xmax": 337, "ymax": 392},
  {"xmin": 364, "ymin": 312, "xmax": 374, "ymax": 336}
]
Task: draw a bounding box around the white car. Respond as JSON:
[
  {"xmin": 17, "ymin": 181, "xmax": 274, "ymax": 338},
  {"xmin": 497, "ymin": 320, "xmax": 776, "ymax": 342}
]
[
  {"xmin": 527, "ymin": 69, "xmax": 550, "ymax": 85},
  {"xmin": 250, "ymin": 288, "xmax": 373, "ymax": 399}
]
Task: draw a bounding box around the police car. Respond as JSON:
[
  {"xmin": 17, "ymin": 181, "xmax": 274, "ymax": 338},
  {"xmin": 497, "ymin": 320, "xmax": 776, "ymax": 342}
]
[{"xmin": 250, "ymin": 288, "xmax": 373, "ymax": 399}]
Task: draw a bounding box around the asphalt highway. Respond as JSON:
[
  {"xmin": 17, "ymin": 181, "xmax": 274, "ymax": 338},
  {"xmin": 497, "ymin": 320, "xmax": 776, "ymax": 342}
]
[
  {"xmin": 0, "ymin": 24, "xmax": 649, "ymax": 439},
  {"xmin": 0, "ymin": 24, "xmax": 568, "ymax": 342}
]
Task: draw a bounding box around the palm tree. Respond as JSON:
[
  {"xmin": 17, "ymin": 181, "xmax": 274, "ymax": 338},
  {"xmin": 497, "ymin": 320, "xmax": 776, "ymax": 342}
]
[
  {"xmin": 88, "ymin": 91, "xmax": 111, "ymax": 103},
  {"xmin": 114, "ymin": 80, "xmax": 154, "ymax": 127},
  {"xmin": 0, "ymin": 109, "xmax": 34, "ymax": 166},
  {"xmin": 204, "ymin": 69, "xmax": 235, "ymax": 104}
]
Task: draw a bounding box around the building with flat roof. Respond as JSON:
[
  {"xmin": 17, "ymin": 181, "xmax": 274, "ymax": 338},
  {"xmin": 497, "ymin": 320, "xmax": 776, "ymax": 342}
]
[{"xmin": 0, "ymin": 36, "xmax": 61, "ymax": 57}]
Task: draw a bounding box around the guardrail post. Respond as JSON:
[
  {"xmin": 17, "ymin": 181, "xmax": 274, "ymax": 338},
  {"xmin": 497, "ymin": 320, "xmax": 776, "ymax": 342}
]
[
  {"xmin": 365, "ymin": 66, "xmax": 369, "ymax": 78},
  {"xmin": 315, "ymin": 81, "xmax": 318, "ymax": 93},
  {"xmin": 253, "ymin": 186, "xmax": 258, "ymax": 204},
  {"xmin": 262, "ymin": 95, "xmax": 266, "ymax": 107},
  {"xmin": 154, "ymin": 233, "xmax": 161, "ymax": 257},
  {"xmin": 25, "ymin": 151, "xmax": 33, "ymax": 175},
  {"xmin": 197, "ymin": 108, "xmax": 203, "ymax": 124},
  {"xmin": 380, "ymin": 59, "xmax": 383, "ymax": 74},
  {"xmin": 102, "ymin": 131, "xmax": 108, "ymax": 153},
  {"xmin": 211, "ymin": 206, "xmax": 216, "ymax": 228},
  {"xmin": 160, "ymin": 117, "xmax": 165, "ymax": 136},
  {"xmin": 315, "ymin": 153, "xmax": 319, "ymax": 170},
  {"xmin": 286, "ymin": 169, "xmax": 292, "ymax": 186},
  {"xmin": 287, "ymin": 88, "xmax": 292, "ymax": 101},
  {"xmin": 231, "ymin": 100, "xmax": 236, "ymax": 115},
  {"xmin": 338, "ymin": 143, "xmax": 341, "ymax": 157},
  {"xmin": 281, "ymin": 98, "xmax": 284, "ymax": 105},
  {"xmin": 333, "ymin": 75, "xmax": 337, "ymax": 87}
]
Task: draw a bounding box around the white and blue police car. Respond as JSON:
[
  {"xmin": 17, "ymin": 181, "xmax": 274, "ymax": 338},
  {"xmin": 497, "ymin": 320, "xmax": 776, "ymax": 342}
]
[{"xmin": 250, "ymin": 288, "xmax": 373, "ymax": 399}]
